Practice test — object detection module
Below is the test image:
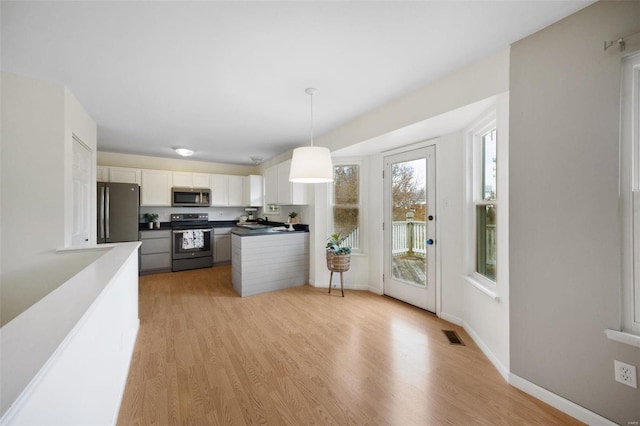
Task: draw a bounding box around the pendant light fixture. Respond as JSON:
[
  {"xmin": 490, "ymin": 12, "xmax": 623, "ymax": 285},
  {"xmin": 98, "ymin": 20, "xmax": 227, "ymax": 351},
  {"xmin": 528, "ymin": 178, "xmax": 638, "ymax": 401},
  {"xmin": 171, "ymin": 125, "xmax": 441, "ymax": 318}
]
[{"xmin": 289, "ymin": 88, "xmax": 334, "ymax": 183}]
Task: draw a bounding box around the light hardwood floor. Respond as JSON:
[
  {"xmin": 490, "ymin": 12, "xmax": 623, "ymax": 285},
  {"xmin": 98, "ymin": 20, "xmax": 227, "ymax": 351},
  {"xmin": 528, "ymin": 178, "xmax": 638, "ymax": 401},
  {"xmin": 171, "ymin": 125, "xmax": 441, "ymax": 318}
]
[{"xmin": 117, "ymin": 266, "xmax": 582, "ymax": 425}]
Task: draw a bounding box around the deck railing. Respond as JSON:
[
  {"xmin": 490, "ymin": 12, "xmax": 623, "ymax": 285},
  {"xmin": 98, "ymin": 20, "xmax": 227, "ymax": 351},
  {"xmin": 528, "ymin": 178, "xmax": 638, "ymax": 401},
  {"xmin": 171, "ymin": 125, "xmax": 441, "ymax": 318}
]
[
  {"xmin": 392, "ymin": 221, "xmax": 427, "ymax": 257},
  {"xmin": 341, "ymin": 227, "xmax": 360, "ymax": 250}
]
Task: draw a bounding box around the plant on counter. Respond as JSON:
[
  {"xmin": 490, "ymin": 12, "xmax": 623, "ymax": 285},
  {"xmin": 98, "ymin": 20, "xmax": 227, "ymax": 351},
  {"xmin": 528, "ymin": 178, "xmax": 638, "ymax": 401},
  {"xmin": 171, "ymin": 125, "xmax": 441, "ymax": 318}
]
[
  {"xmin": 288, "ymin": 211, "xmax": 298, "ymax": 224},
  {"xmin": 143, "ymin": 213, "xmax": 159, "ymax": 223},
  {"xmin": 143, "ymin": 213, "xmax": 159, "ymax": 229}
]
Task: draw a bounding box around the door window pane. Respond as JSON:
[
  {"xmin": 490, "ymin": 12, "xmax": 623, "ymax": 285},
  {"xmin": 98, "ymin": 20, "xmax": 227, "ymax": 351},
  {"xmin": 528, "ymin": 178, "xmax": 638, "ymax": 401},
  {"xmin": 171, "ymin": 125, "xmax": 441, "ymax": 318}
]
[{"xmin": 391, "ymin": 159, "xmax": 427, "ymax": 287}]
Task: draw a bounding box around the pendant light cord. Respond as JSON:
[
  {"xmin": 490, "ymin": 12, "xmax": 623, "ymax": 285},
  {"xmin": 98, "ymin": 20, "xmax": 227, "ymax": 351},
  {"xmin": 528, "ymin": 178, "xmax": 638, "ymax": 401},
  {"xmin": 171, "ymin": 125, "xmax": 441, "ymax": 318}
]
[{"xmin": 309, "ymin": 90, "xmax": 314, "ymax": 147}]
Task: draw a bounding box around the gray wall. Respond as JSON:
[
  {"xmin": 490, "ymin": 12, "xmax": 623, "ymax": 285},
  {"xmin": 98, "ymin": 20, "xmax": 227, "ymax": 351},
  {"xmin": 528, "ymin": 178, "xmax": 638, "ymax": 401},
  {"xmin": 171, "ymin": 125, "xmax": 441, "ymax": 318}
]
[{"xmin": 509, "ymin": 2, "xmax": 640, "ymax": 424}]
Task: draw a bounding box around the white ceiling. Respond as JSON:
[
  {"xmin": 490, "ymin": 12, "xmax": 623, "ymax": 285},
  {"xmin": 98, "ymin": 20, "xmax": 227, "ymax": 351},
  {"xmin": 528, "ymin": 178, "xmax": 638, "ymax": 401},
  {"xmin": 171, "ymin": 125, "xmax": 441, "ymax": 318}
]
[{"xmin": 1, "ymin": 1, "xmax": 592, "ymax": 165}]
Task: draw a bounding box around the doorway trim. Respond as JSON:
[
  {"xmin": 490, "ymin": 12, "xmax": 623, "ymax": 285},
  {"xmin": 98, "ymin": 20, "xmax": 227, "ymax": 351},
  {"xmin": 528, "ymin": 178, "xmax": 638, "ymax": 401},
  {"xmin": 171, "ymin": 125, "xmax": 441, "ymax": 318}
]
[{"xmin": 381, "ymin": 139, "xmax": 441, "ymax": 316}]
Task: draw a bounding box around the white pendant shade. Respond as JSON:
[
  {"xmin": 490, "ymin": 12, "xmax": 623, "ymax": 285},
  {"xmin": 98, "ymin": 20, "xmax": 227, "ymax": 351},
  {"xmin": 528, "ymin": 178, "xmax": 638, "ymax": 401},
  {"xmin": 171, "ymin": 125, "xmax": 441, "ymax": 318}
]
[{"xmin": 289, "ymin": 146, "xmax": 334, "ymax": 183}]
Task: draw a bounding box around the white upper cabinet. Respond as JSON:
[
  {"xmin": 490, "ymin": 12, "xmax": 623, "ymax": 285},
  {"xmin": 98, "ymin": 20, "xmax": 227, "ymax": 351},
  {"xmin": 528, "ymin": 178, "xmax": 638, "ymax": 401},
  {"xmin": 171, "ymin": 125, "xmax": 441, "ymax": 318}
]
[
  {"xmin": 244, "ymin": 175, "xmax": 263, "ymax": 207},
  {"xmin": 264, "ymin": 167, "xmax": 278, "ymax": 205},
  {"xmin": 109, "ymin": 167, "xmax": 141, "ymax": 185},
  {"xmin": 228, "ymin": 175, "xmax": 244, "ymax": 206},
  {"xmin": 210, "ymin": 174, "xmax": 229, "ymax": 206},
  {"xmin": 193, "ymin": 173, "xmax": 210, "ymax": 188},
  {"xmin": 172, "ymin": 172, "xmax": 192, "ymax": 187},
  {"xmin": 172, "ymin": 172, "xmax": 209, "ymax": 188},
  {"xmin": 265, "ymin": 161, "xmax": 308, "ymax": 206},
  {"xmin": 141, "ymin": 169, "xmax": 172, "ymax": 206},
  {"xmin": 211, "ymin": 174, "xmax": 245, "ymax": 206},
  {"xmin": 96, "ymin": 166, "xmax": 141, "ymax": 185},
  {"xmin": 96, "ymin": 166, "xmax": 108, "ymax": 182}
]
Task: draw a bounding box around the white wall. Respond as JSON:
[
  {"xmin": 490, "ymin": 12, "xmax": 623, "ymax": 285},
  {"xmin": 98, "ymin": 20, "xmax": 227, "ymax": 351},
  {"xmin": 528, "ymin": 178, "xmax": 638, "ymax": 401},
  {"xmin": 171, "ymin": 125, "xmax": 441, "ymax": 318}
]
[
  {"xmin": 98, "ymin": 151, "xmax": 258, "ymax": 175},
  {"xmin": 1, "ymin": 243, "xmax": 140, "ymax": 423},
  {"xmin": 509, "ymin": 2, "xmax": 640, "ymax": 424},
  {"xmin": 64, "ymin": 87, "xmax": 98, "ymax": 246},
  {"xmin": 0, "ymin": 72, "xmax": 97, "ymax": 326},
  {"xmin": 260, "ymin": 48, "xmax": 510, "ymax": 171},
  {"xmin": 461, "ymin": 93, "xmax": 510, "ymax": 378},
  {"xmin": 304, "ymin": 51, "xmax": 511, "ymax": 382}
]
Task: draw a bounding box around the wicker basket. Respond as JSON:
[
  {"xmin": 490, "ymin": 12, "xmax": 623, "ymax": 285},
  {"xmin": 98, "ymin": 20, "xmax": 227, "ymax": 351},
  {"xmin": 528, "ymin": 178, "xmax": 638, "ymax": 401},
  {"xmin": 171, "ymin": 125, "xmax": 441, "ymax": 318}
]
[{"xmin": 326, "ymin": 251, "xmax": 351, "ymax": 272}]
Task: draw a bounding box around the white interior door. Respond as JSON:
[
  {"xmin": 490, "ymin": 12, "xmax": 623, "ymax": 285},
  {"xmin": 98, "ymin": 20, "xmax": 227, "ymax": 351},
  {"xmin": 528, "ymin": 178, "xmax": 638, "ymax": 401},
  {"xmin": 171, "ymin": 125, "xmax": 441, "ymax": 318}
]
[
  {"xmin": 72, "ymin": 136, "xmax": 92, "ymax": 246},
  {"xmin": 383, "ymin": 146, "xmax": 436, "ymax": 312}
]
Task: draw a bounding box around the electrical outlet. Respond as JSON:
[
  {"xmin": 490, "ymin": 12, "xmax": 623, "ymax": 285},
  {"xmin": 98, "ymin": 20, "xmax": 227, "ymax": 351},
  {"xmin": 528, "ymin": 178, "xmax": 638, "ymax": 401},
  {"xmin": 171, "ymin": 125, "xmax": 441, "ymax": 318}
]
[{"xmin": 614, "ymin": 360, "xmax": 637, "ymax": 388}]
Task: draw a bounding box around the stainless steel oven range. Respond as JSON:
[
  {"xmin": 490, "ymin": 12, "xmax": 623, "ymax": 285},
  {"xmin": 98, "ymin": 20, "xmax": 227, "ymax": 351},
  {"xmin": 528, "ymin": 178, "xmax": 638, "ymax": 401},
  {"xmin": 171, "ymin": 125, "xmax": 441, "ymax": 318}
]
[{"xmin": 170, "ymin": 213, "xmax": 213, "ymax": 272}]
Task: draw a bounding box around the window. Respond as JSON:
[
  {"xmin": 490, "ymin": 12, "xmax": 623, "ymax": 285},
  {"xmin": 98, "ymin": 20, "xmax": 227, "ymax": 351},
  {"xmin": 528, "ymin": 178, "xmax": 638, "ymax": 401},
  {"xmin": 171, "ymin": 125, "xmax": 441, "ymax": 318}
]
[
  {"xmin": 333, "ymin": 164, "xmax": 360, "ymax": 251},
  {"xmin": 467, "ymin": 116, "xmax": 498, "ymax": 290},
  {"xmin": 476, "ymin": 128, "xmax": 497, "ymax": 281},
  {"xmin": 618, "ymin": 52, "xmax": 640, "ymax": 342}
]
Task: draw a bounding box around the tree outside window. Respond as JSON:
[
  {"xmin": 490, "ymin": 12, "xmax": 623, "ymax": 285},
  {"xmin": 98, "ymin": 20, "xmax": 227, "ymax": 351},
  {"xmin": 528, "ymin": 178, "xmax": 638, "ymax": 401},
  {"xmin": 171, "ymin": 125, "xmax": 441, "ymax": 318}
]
[{"xmin": 333, "ymin": 165, "xmax": 360, "ymax": 249}]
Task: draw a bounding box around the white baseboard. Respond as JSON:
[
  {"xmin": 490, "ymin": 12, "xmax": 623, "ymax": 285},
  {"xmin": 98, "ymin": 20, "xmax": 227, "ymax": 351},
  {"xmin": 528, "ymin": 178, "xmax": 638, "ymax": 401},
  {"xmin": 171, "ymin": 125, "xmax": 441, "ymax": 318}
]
[
  {"xmin": 462, "ymin": 320, "xmax": 509, "ymax": 382},
  {"xmin": 508, "ymin": 374, "xmax": 617, "ymax": 426},
  {"xmin": 439, "ymin": 312, "xmax": 463, "ymax": 326}
]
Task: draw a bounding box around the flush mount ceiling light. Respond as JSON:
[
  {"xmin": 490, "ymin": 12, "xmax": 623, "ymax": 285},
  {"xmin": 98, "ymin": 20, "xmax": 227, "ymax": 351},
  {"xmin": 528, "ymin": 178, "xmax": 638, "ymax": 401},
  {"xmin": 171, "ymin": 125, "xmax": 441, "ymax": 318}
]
[
  {"xmin": 173, "ymin": 147, "xmax": 195, "ymax": 157},
  {"xmin": 289, "ymin": 88, "xmax": 334, "ymax": 183},
  {"xmin": 250, "ymin": 156, "xmax": 263, "ymax": 165}
]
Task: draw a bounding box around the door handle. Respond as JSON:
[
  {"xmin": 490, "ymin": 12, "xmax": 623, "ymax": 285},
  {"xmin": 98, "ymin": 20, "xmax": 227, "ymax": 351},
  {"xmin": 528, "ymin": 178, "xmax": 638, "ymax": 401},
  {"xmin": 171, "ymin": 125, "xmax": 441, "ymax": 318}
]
[
  {"xmin": 426, "ymin": 239, "xmax": 434, "ymax": 245},
  {"xmin": 105, "ymin": 186, "xmax": 110, "ymax": 239},
  {"xmin": 99, "ymin": 186, "xmax": 105, "ymax": 239}
]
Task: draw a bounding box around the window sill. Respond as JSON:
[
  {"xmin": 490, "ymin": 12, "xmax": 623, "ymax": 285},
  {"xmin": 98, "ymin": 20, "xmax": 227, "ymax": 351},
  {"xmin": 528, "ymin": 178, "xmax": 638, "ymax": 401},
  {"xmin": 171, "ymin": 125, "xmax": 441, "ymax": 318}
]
[
  {"xmin": 604, "ymin": 329, "xmax": 640, "ymax": 348},
  {"xmin": 464, "ymin": 275, "xmax": 500, "ymax": 302}
]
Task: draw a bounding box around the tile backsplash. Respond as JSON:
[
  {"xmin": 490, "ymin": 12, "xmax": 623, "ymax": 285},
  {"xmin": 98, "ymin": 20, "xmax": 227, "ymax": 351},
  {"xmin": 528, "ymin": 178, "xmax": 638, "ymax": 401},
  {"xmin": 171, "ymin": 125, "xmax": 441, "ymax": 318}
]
[{"xmin": 139, "ymin": 206, "xmax": 256, "ymax": 223}]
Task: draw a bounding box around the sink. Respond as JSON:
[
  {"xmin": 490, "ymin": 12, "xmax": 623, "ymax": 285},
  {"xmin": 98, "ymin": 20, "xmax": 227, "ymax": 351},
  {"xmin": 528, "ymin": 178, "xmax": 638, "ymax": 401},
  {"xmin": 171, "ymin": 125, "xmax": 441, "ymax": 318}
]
[{"xmin": 237, "ymin": 224, "xmax": 271, "ymax": 229}]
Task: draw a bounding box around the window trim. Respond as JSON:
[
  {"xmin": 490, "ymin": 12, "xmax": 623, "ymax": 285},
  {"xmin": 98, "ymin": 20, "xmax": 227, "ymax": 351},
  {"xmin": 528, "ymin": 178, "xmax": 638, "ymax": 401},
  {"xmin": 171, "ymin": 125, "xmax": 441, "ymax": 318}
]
[
  {"xmin": 619, "ymin": 51, "xmax": 640, "ymax": 340},
  {"xmin": 466, "ymin": 111, "xmax": 499, "ymax": 297},
  {"xmin": 331, "ymin": 159, "xmax": 365, "ymax": 255}
]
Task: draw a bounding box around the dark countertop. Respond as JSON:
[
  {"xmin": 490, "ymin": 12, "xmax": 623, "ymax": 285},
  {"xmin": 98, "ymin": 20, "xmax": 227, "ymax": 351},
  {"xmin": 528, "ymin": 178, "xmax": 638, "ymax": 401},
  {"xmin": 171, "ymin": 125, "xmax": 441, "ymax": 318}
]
[
  {"xmin": 139, "ymin": 220, "xmax": 309, "ymax": 232},
  {"xmin": 139, "ymin": 220, "xmax": 240, "ymax": 231},
  {"xmin": 231, "ymin": 225, "xmax": 309, "ymax": 236}
]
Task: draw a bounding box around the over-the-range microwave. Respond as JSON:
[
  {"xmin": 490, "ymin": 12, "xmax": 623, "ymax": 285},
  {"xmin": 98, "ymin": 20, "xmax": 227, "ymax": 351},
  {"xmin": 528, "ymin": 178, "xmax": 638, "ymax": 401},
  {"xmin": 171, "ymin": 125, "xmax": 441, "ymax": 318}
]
[{"xmin": 171, "ymin": 187, "xmax": 211, "ymax": 207}]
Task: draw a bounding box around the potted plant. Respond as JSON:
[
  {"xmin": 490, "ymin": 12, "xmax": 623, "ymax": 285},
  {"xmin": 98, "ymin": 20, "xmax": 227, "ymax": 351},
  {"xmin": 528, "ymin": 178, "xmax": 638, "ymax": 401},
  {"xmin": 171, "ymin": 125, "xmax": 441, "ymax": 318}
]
[
  {"xmin": 143, "ymin": 213, "xmax": 159, "ymax": 229},
  {"xmin": 326, "ymin": 233, "xmax": 352, "ymax": 271},
  {"xmin": 326, "ymin": 233, "xmax": 351, "ymax": 296},
  {"xmin": 288, "ymin": 211, "xmax": 298, "ymax": 224}
]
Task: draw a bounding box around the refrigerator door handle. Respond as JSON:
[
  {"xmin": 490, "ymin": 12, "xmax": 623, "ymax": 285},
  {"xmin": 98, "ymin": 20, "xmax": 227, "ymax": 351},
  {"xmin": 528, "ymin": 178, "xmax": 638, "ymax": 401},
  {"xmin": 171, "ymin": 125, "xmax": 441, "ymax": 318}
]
[
  {"xmin": 99, "ymin": 186, "xmax": 105, "ymax": 239},
  {"xmin": 105, "ymin": 186, "xmax": 110, "ymax": 239}
]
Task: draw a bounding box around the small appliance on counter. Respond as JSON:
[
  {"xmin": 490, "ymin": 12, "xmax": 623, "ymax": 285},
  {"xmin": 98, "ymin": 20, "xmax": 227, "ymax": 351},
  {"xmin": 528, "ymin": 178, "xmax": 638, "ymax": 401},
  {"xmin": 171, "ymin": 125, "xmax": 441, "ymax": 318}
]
[
  {"xmin": 97, "ymin": 182, "xmax": 139, "ymax": 243},
  {"xmin": 170, "ymin": 213, "xmax": 213, "ymax": 271},
  {"xmin": 244, "ymin": 207, "xmax": 257, "ymax": 220}
]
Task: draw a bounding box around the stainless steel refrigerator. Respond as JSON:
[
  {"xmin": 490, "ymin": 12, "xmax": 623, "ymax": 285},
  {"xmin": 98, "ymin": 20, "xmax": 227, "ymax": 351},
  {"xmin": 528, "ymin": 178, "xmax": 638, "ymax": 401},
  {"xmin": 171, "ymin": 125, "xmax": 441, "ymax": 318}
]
[{"xmin": 97, "ymin": 182, "xmax": 140, "ymax": 243}]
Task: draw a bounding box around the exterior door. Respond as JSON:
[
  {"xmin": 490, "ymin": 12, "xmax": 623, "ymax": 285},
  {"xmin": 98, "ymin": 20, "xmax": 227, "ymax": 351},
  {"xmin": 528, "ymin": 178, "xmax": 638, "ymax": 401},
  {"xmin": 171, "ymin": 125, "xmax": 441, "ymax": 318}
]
[{"xmin": 383, "ymin": 145, "xmax": 436, "ymax": 312}]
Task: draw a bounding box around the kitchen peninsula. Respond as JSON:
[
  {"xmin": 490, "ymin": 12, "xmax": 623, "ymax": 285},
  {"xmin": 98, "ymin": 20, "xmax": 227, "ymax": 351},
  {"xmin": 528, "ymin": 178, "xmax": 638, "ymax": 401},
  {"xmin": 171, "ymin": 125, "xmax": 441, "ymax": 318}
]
[{"xmin": 231, "ymin": 225, "xmax": 309, "ymax": 297}]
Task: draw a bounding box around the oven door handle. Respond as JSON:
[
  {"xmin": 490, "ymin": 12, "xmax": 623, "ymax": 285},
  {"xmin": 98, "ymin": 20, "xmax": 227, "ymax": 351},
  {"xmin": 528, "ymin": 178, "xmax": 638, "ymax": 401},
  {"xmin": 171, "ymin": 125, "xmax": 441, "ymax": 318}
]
[{"xmin": 172, "ymin": 229, "xmax": 212, "ymax": 234}]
